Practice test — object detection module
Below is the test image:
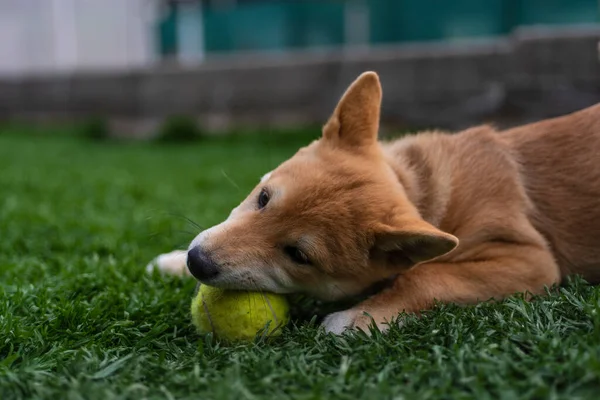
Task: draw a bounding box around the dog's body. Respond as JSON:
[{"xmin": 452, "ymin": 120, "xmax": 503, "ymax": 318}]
[{"xmin": 150, "ymin": 72, "xmax": 600, "ymax": 334}]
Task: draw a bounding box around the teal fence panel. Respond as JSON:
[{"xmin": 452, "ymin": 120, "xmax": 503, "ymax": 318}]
[
  {"xmin": 157, "ymin": 5, "xmax": 178, "ymax": 56},
  {"xmin": 203, "ymin": 1, "xmax": 345, "ymax": 53},
  {"xmin": 157, "ymin": 0, "xmax": 600, "ymax": 57},
  {"xmin": 369, "ymin": 0, "xmax": 599, "ymax": 45},
  {"xmin": 514, "ymin": 0, "xmax": 598, "ymax": 25},
  {"xmin": 369, "ymin": 0, "xmax": 506, "ymax": 44}
]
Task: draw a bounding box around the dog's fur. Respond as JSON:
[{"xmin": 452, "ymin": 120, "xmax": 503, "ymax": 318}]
[{"xmin": 149, "ymin": 72, "xmax": 600, "ymax": 334}]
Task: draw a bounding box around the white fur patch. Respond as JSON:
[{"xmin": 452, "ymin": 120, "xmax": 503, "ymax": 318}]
[
  {"xmin": 321, "ymin": 309, "xmax": 360, "ymax": 334},
  {"xmin": 146, "ymin": 250, "xmax": 190, "ymax": 276},
  {"xmin": 322, "ymin": 309, "xmax": 403, "ymax": 335},
  {"xmin": 260, "ymin": 171, "xmax": 272, "ymax": 183}
]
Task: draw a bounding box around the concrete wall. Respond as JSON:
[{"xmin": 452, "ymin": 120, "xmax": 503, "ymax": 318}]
[
  {"xmin": 1, "ymin": 25, "xmax": 600, "ymax": 134},
  {"xmin": 0, "ymin": 0, "xmax": 159, "ymax": 77}
]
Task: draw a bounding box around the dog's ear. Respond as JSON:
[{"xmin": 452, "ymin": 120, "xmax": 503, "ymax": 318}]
[
  {"xmin": 322, "ymin": 71, "xmax": 382, "ymax": 150},
  {"xmin": 371, "ymin": 220, "xmax": 458, "ymax": 269}
]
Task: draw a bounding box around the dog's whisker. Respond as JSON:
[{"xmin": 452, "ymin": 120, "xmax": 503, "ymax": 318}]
[
  {"xmin": 147, "ymin": 230, "xmax": 193, "ymax": 239},
  {"xmin": 170, "ymin": 229, "xmax": 198, "ymax": 236},
  {"xmin": 164, "ymin": 212, "xmax": 205, "ymax": 231},
  {"xmin": 147, "ymin": 230, "xmax": 197, "ymax": 242},
  {"xmin": 248, "ymin": 276, "xmax": 272, "ymax": 320},
  {"xmin": 221, "ymin": 169, "xmax": 241, "ymax": 191},
  {"xmin": 332, "ymin": 282, "xmax": 352, "ymax": 300}
]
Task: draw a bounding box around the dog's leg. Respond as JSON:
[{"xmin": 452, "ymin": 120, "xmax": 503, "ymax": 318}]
[
  {"xmin": 146, "ymin": 250, "xmax": 191, "ymax": 277},
  {"xmin": 322, "ymin": 243, "xmax": 560, "ymax": 334}
]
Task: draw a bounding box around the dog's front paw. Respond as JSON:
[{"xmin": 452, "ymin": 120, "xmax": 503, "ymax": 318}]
[
  {"xmin": 146, "ymin": 250, "xmax": 190, "ymax": 276},
  {"xmin": 321, "ymin": 309, "xmax": 363, "ymax": 335},
  {"xmin": 321, "ymin": 308, "xmax": 399, "ymax": 335}
]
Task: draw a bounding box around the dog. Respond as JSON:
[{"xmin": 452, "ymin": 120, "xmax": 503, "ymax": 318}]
[{"xmin": 148, "ymin": 71, "xmax": 600, "ymax": 334}]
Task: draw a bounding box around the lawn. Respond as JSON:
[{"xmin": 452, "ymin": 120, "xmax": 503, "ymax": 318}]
[{"xmin": 1, "ymin": 129, "xmax": 600, "ymax": 400}]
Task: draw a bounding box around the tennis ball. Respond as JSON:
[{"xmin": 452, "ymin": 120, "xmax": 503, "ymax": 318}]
[{"xmin": 190, "ymin": 284, "xmax": 290, "ymax": 342}]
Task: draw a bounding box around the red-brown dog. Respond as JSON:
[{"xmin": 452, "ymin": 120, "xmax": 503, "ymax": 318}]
[{"xmin": 149, "ymin": 71, "xmax": 600, "ymax": 334}]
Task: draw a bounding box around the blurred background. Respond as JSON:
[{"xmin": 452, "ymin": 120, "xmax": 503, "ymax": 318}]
[{"xmin": 1, "ymin": 0, "xmax": 600, "ymax": 137}]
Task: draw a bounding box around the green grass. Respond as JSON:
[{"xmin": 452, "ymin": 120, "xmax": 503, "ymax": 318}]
[{"xmin": 1, "ymin": 129, "xmax": 600, "ymax": 400}]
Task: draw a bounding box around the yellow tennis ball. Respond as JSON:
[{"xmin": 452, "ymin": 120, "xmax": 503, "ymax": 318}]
[{"xmin": 190, "ymin": 284, "xmax": 290, "ymax": 342}]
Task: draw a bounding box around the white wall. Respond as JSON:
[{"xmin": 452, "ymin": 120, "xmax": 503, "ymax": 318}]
[{"xmin": 0, "ymin": 0, "xmax": 160, "ymax": 77}]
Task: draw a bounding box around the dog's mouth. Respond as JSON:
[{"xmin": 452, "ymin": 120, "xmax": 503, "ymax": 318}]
[{"xmin": 191, "ymin": 261, "xmax": 398, "ymax": 304}]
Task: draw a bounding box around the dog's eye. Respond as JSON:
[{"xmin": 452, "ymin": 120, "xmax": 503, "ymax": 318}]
[
  {"xmin": 284, "ymin": 246, "xmax": 311, "ymax": 265},
  {"xmin": 257, "ymin": 188, "xmax": 270, "ymax": 209}
]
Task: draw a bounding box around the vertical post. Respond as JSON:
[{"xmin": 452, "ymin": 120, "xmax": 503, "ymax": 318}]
[
  {"xmin": 177, "ymin": 0, "xmax": 205, "ymax": 64},
  {"xmin": 139, "ymin": 0, "xmax": 162, "ymax": 66}
]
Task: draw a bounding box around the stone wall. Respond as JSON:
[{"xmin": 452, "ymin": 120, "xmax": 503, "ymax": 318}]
[{"xmin": 1, "ymin": 25, "xmax": 599, "ymax": 135}]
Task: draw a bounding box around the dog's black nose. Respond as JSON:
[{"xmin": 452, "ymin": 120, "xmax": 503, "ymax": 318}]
[{"xmin": 187, "ymin": 246, "xmax": 220, "ymax": 281}]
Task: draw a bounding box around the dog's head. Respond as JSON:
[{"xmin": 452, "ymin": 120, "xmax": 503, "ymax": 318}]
[{"xmin": 187, "ymin": 72, "xmax": 458, "ymax": 300}]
